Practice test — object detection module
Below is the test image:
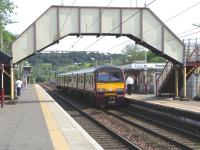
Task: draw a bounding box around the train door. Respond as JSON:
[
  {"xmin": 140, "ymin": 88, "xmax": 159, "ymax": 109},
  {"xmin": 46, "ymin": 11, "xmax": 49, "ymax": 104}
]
[{"xmin": 83, "ymin": 73, "xmax": 86, "ymax": 93}]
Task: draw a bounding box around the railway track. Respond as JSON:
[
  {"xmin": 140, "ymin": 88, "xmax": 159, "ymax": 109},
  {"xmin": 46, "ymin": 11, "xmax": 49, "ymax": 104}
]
[
  {"xmin": 40, "ymin": 83, "xmax": 140, "ymax": 150},
  {"xmin": 104, "ymin": 108, "xmax": 200, "ymax": 150},
  {"xmin": 42, "ymin": 83, "xmax": 200, "ymax": 149}
]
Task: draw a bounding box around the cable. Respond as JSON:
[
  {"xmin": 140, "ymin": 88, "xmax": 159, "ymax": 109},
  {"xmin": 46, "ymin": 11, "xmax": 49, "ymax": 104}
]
[
  {"xmin": 149, "ymin": 29, "xmax": 200, "ymax": 47},
  {"xmin": 106, "ymin": 1, "xmax": 200, "ymax": 52},
  {"xmin": 166, "ymin": 1, "xmax": 200, "ymax": 22},
  {"xmin": 109, "ymin": 39, "xmax": 132, "ymax": 50},
  {"xmin": 105, "ymin": 27, "xmax": 200, "ymax": 51},
  {"xmin": 59, "ymin": 0, "xmax": 77, "ymax": 34},
  {"xmin": 145, "ymin": 0, "xmax": 157, "ymax": 7},
  {"xmin": 67, "ymin": 36, "xmax": 82, "ymax": 51},
  {"xmin": 85, "ymin": 0, "xmax": 115, "ymax": 33},
  {"xmin": 82, "ymin": 0, "xmax": 157, "ymax": 51},
  {"xmin": 70, "ymin": 0, "xmax": 115, "ymax": 51}
]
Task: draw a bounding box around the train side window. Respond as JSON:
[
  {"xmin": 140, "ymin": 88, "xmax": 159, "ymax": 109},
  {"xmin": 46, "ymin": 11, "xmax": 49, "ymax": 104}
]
[
  {"xmin": 88, "ymin": 75, "xmax": 90, "ymax": 84},
  {"xmin": 86, "ymin": 75, "xmax": 89, "ymax": 84},
  {"xmin": 69, "ymin": 76, "xmax": 72, "ymax": 83},
  {"xmin": 81, "ymin": 76, "xmax": 83, "ymax": 83},
  {"xmin": 91, "ymin": 75, "xmax": 93, "ymax": 86}
]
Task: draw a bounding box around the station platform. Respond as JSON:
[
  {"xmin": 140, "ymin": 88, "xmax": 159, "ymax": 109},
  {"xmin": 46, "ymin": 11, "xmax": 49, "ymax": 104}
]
[
  {"xmin": 125, "ymin": 94, "xmax": 200, "ymax": 113},
  {"xmin": 0, "ymin": 84, "xmax": 103, "ymax": 150}
]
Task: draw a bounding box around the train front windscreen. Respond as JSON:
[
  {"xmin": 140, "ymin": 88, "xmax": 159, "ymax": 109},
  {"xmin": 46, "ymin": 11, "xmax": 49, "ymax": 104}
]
[{"xmin": 96, "ymin": 70, "xmax": 123, "ymax": 83}]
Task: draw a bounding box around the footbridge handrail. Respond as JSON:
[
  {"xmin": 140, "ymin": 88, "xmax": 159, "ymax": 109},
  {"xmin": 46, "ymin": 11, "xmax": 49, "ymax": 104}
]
[{"xmin": 156, "ymin": 61, "xmax": 173, "ymax": 94}]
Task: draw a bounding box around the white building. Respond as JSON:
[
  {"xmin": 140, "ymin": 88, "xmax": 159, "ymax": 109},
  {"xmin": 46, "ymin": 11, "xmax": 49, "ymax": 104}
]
[{"xmin": 120, "ymin": 62, "xmax": 166, "ymax": 94}]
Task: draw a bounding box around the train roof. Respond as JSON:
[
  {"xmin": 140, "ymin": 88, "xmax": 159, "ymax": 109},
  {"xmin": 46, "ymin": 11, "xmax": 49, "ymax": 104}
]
[{"xmin": 57, "ymin": 65, "xmax": 122, "ymax": 77}]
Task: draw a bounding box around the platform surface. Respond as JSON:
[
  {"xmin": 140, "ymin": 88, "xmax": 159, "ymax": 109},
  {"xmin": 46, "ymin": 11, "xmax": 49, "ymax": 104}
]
[
  {"xmin": 0, "ymin": 84, "xmax": 103, "ymax": 150},
  {"xmin": 125, "ymin": 94, "xmax": 200, "ymax": 113}
]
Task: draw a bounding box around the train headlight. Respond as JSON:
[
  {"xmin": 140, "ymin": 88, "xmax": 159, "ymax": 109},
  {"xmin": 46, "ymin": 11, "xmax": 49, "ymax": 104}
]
[
  {"xmin": 116, "ymin": 88, "xmax": 124, "ymax": 95},
  {"xmin": 97, "ymin": 88, "xmax": 106, "ymax": 95}
]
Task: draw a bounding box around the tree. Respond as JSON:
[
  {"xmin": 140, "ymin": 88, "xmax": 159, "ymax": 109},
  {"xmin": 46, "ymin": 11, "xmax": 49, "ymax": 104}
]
[
  {"xmin": 0, "ymin": 0, "xmax": 15, "ymax": 28},
  {"xmin": 122, "ymin": 44, "xmax": 145, "ymax": 64},
  {"xmin": 122, "ymin": 44, "xmax": 166, "ymax": 64},
  {"xmin": 147, "ymin": 51, "xmax": 166, "ymax": 63},
  {"xmin": 0, "ymin": 0, "xmax": 16, "ymax": 53},
  {"xmin": 2, "ymin": 29, "xmax": 15, "ymax": 52}
]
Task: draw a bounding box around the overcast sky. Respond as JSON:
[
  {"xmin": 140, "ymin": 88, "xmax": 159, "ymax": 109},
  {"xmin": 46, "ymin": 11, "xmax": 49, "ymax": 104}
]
[{"xmin": 6, "ymin": 0, "xmax": 200, "ymax": 54}]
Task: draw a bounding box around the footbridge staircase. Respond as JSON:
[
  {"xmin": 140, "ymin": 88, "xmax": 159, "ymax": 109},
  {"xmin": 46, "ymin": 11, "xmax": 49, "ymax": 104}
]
[{"xmin": 157, "ymin": 38, "xmax": 200, "ymax": 96}]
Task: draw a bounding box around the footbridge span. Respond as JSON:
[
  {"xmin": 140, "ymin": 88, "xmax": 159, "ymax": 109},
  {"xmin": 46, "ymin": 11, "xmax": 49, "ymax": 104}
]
[{"xmin": 12, "ymin": 5, "xmax": 184, "ymax": 65}]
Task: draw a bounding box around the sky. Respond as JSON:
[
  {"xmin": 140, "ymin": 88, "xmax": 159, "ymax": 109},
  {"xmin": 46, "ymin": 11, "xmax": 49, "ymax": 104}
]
[{"xmin": 6, "ymin": 0, "xmax": 200, "ymax": 54}]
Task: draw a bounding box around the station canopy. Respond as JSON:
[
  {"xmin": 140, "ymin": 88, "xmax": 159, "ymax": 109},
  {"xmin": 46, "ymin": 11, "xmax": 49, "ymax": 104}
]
[
  {"xmin": 12, "ymin": 6, "xmax": 184, "ymax": 64},
  {"xmin": 0, "ymin": 51, "xmax": 12, "ymax": 64}
]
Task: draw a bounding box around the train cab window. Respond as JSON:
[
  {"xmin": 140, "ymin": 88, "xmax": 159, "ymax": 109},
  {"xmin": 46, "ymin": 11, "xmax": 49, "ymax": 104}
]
[
  {"xmin": 97, "ymin": 72, "xmax": 109, "ymax": 82},
  {"xmin": 110, "ymin": 72, "xmax": 122, "ymax": 82},
  {"xmin": 87, "ymin": 75, "xmax": 90, "ymax": 84},
  {"xmin": 88, "ymin": 75, "xmax": 91, "ymax": 84},
  {"xmin": 69, "ymin": 76, "xmax": 72, "ymax": 82},
  {"xmin": 97, "ymin": 71, "xmax": 123, "ymax": 82},
  {"xmin": 73, "ymin": 76, "xmax": 76, "ymax": 83}
]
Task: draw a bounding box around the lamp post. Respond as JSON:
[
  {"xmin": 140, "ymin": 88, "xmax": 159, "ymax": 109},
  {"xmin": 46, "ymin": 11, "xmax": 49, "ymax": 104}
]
[
  {"xmin": 104, "ymin": 53, "xmax": 112, "ymax": 64},
  {"xmin": 91, "ymin": 57, "xmax": 97, "ymax": 66}
]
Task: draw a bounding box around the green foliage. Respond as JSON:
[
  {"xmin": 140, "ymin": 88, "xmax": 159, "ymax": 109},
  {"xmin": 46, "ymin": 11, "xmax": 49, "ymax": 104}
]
[
  {"xmin": 2, "ymin": 29, "xmax": 16, "ymax": 53},
  {"xmin": 0, "ymin": 0, "xmax": 16, "ymax": 53},
  {"xmin": 0, "ymin": 0, "xmax": 15, "ymax": 28},
  {"xmin": 121, "ymin": 44, "xmax": 166, "ymax": 64},
  {"xmin": 28, "ymin": 45, "xmax": 166, "ymax": 83},
  {"xmin": 121, "ymin": 44, "xmax": 145, "ymax": 64},
  {"xmin": 31, "ymin": 63, "xmax": 53, "ymax": 82},
  {"xmin": 147, "ymin": 51, "xmax": 166, "ymax": 63}
]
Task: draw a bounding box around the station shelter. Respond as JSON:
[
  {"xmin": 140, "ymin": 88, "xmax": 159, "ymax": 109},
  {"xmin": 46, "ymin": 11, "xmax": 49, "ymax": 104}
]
[
  {"xmin": 0, "ymin": 51, "xmax": 13, "ymax": 102},
  {"xmin": 120, "ymin": 62, "xmax": 165, "ymax": 94},
  {"xmin": 22, "ymin": 63, "xmax": 31, "ymax": 87}
]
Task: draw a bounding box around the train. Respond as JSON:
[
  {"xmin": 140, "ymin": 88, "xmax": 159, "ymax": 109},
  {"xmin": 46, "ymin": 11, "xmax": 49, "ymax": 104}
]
[{"xmin": 56, "ymin": 65, "xmax": 126, "ymax": 106}]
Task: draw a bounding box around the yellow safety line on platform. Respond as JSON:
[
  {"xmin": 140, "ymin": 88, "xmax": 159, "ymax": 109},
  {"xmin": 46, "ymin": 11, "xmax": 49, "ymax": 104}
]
[{"xmin": 35, "ymin": 85, "xmax": 70, "ymax": 150}]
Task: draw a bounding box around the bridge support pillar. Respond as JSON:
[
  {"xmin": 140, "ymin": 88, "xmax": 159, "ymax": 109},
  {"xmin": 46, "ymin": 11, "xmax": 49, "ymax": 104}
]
[
  {"xmin": 0, "ymin": 64, "xmax": 4, "ymax": 107},
  {"xmin": 174, "ymin": 66, "xmax": 180, "ymax": 100},
  {"xmin": 195, "ymin": 67, "xmax": 199, "ymax": 97},
  {"xmin": 11, "ymin": 66, "xmax": 14, "ymax": 100},
  {"xmin": 182, "ymin": 66, "xmax": 188, "ymax": 100}
]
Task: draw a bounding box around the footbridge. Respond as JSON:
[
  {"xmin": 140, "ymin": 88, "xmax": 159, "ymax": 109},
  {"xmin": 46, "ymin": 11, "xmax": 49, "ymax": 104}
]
[
  {"xmin": 12, "ymin": 5, "xmax": 184, "ymax": 64},
  {"xmin": 12, "ymin": 5, "xmax": 191, "ymax": 99}
]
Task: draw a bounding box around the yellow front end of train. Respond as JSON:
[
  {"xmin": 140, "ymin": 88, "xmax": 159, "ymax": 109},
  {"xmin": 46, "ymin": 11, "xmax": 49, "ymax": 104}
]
[
  {"xmin": 96, "ymin": 83, "xmax": 125, "ymax": 96},
  {"xmin": 95, "ymin": 68, "xmax": 125, "ymax": 105}
]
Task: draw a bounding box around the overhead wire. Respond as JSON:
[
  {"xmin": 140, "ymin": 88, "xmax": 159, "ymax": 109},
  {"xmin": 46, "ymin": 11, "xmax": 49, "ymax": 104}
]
[
  {"xmin": 69, "ymin": 0, "xmax": 115, "ymax": 51},
  {"xmin": 150, "ymin": 29, "xmax": 200, "ymax": 47},
  {"xmin": 84, "ymin": 0, "xmax": 115, "ymax": 33},
  {"xmin": 165, "ymin": 1, "xmax": 200, "ymax": 22},
  {"xmin": 59, "ymin": 0, "xmax": 77, "ymax": 34},
  {"xmin": 82, "ymin": 0, "xmax": 157, "ymax": 51},
  {"xmin": 105, "ymin": 0, "xmax": 200, "ymax": 52},
  {"xmin": 105, "ymin": 26, "xmax": 200, "ymax": 51}
]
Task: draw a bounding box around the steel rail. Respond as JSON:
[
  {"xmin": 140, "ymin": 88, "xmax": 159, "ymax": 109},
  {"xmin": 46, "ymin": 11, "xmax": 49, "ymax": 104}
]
[{"xmin": 40, "ymin": 83, "xmax": 141, "ymax": 150}]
